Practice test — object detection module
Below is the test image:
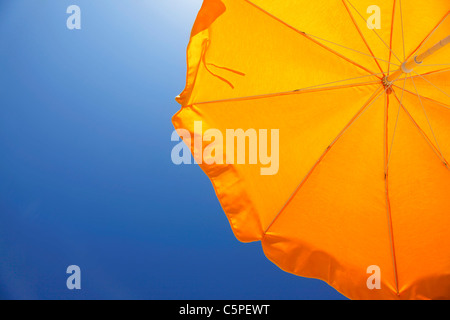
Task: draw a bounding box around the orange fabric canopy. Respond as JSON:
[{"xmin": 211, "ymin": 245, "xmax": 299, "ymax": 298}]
[{"xmin": 173, "ymin": 0, "xmax": 450, "ymax": 299}]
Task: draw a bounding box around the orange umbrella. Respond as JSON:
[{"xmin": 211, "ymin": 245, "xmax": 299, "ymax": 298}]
[{"xmin": 172, "ymin": 0, "xmax": 450, "ymax": 299}]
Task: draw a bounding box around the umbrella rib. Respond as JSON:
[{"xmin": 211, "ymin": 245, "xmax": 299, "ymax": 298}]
[
  {"xmin": 410, "ymin": 76, "xmax": 447, "ymax": 163},
  {"xmin": 405, "ymin": 11, "xmax": 449, "ymax": 62},
  {"xmin": 411, "ymin": 67, "xmax": 450, "ymax": 77},
  {"xmin": 304, "ymin": 32, "xmax": 399, "ymax": 69},
  {"xmin": 264, "ymin": 85, "xmax": 386, "ymax": 234},
  {"xmin": 387, "ymin": 0, "xmax": 397, "ymax": 75},
  {"xmin": 392, "ymin": 85, "xmax": 450, "ymax": 111},
  {"xmin": 387, "ymin": 88, "xmax": 449, "ymax": 297},
  {"xmin": 384, "ymin": 91, "xmax": 400, "ymax": 296},
  {"xmin": 389, "ymin": 69, "xmax": 450, "ymax": 111},
  {"xmin": 412, "ymin": 71, "xmax": 450, "ymax": 99},
  {"xmin": 391, "ymin": 90, "xmax": 448, "ymax": 166},
  {"xmin": 243, "ymin": 0, "xmax": 378, "ymax": 77},
  {"xmin": 345, "ymin": 0, "xmax": 403, "ymax": 64},
  {"xmin": 192, "ymin": 77, "xmax": 381, "ymax": 106},
  {"xmin": 393, "ymin": 68, "xmax": 450, "ymax": 84},
  {"xmin": 393, "ymin": 67, "xmax": 450, "ymax": 85},
  {"xmin": 341, "ymin": 0, "xmax": 385, "ymax": 75},
  {"xmin": 420, "ymin": 64, "xmax": 450, "ymax": 67},
  {"xmin": 387, "ymin": 76, "xmax": 408, "ymax": 169},
  {"xmin": 399, "ymin": 0, "xmax": 406, "ymax": 61}
]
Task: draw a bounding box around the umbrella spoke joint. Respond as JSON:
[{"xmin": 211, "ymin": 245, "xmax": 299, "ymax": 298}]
[{"xmin": 381, "ymin": 76, "xmax": 393, "ymax": 94}]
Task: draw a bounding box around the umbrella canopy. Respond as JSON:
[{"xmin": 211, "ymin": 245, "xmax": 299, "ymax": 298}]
[{"xmin": 173, "ymin": 0, "xmax": 450, "ymax": 300}]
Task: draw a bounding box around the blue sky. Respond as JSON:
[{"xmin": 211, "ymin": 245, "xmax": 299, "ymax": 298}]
[{"xmin": 0, "ymin": 0, "xmax": 345, "ymax": 299}]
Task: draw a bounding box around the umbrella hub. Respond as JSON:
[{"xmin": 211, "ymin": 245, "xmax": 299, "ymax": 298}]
[{"xmin": 381, "ymin": 76, "xmax": 393, "ymax": 95}]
